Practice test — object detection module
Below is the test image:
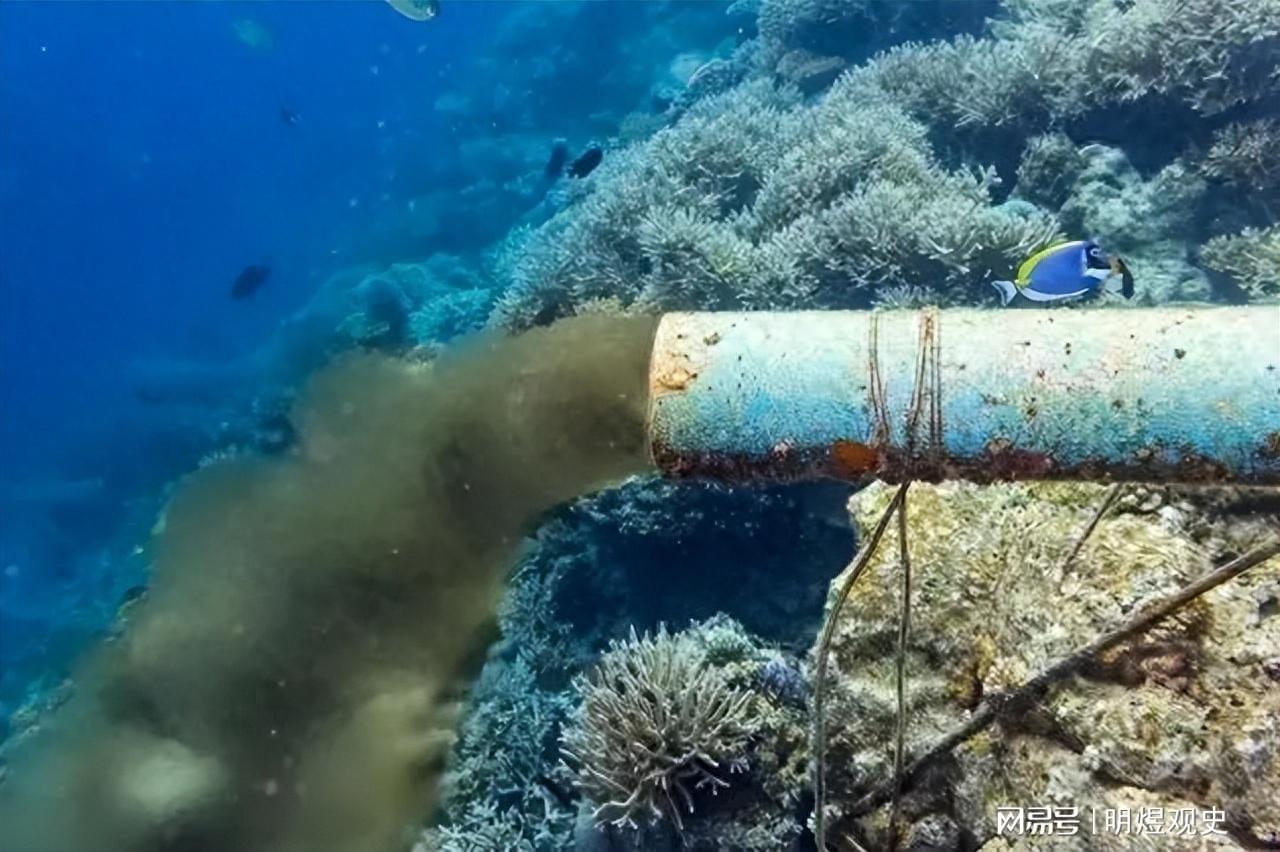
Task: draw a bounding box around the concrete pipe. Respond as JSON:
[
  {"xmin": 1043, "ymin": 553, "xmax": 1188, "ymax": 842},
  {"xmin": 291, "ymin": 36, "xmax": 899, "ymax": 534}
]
[{"xmin": 646, "ymin": 306, "xmax": 1280, "ymax": 485}]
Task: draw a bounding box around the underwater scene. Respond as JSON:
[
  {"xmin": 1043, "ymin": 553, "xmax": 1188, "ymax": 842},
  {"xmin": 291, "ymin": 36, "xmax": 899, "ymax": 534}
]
[{"xmin": 1, "ymin": 0, "xmax": 1278, "ymax": 850}]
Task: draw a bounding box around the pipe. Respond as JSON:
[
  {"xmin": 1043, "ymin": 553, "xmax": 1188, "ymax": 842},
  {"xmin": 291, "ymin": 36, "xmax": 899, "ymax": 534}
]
[{"xmin": 646, "ymin": 306, "xmax": 1280, "ymax": 485}]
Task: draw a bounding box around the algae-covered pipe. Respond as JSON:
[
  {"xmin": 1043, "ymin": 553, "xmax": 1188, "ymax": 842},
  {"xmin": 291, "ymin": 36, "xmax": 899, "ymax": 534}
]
[{"xmin": 647, "ymin": 306, "xmax": 1280, "ymax": 485}]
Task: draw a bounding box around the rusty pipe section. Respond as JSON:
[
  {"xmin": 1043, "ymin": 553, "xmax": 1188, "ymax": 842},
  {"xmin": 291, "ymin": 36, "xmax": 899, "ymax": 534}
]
[{"xmin": 646, "ymin": 307, "xmax": 1280, "ymax": 485}]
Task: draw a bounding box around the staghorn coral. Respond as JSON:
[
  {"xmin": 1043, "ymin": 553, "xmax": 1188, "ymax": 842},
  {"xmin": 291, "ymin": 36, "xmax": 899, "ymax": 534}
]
[
  {"xmin": 494, "ymin": 74, "xmax": 1061, "ymax": 325},
  {"xmin": 849, "ymin": 34, "xmax": 1062, "ymax": 132},
  {"xmin": 491, "ymin": 81, "xmax": 801, "ymax": 326},
  {"xmin": 635, "ymin": 206, "xmax": 755, "ymax": 311},
  {"xmin": 429, "ymin": 658, "xmax": 576, "ymax": 852},
  {"xmin": 496, "ymin": 561, "xmax": 579, "ymax": 676},
  {"xmin": 1067, "ymin": 0, "xmax": 1280, "ymax": 116},
  {"xmin": 993, "ymin": 0, "xmax": 1280, "ymax": 117},
  {"xmin": 1201, "ymin": 226, "xmax": 1280, "ymax": 298},
  {"xmin": 561, "ymin": 624, "xmax": 757, "ymax": 833},
  {"xmin": 837, "ymin": 0, "xmax": 1280, "ymax": 176},
  {"xmin": 419, "ymin": 801, "xmax": 535, "ymax": 852},
  {"xmin": 756, "ymin": 0, "xmax": 995, "ymax": 72},
  {"xmin": 1201, "ymin": 119, "xmax": 1280, "ymax": 197},
  {"xmin": 424, "ymin": 480, "xmax": 838, "ymax": 844}
]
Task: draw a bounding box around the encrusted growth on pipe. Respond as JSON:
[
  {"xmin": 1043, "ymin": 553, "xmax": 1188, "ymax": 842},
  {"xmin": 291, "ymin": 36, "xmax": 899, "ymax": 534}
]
[{"xmin": 646, "ymin": 307, "xmax": 1280, "ymax": 485}]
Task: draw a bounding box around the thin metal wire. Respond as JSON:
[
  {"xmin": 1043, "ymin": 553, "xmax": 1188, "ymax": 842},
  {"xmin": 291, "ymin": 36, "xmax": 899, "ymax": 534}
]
[
  {"xmin": 1061, "ymin": 483, "xmax": 1126, "ymax": 574},
  {"xmin": 812, "ymin": 483, "xmax": 908, "ymax": 851},
  {"xmin": 887, "ymin": 488, "xmax": 913, "ymax": 848}
]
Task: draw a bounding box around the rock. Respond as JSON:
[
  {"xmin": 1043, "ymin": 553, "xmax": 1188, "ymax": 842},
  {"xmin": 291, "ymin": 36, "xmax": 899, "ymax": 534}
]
[
  {"xmin": 905, "ymin": 812, "xmax": 961, "ymax": 850},
  {"xmin": 815, "ymin": 481, "xmax": 1279, "ymax": 847}
]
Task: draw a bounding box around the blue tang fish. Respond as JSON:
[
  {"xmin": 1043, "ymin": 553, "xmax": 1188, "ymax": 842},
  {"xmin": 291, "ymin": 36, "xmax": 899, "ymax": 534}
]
[{"xmin": 991, "ymin": 240, "xmax": 1134, "ymax": 306}]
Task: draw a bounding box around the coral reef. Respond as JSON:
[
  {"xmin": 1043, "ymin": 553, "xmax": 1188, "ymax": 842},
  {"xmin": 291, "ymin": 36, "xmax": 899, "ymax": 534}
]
[
  {"xmin": 559, "ymin": 616, "xmax": 811, "ymax": 852},
  {"xmin": 336, "ymin": 256, "xmax": 494, "ymax": 352},
  {"xmin": 861, "ymin": 0, "xmax": 1280, "ymax": 130},
  {"xmin": 422, "ymin": 476, "xmax": 854, "ymax": 846},
  {"xmin": 1200, "ymin": 226, "xmax": 1280, "ymax": 299},
  {"xmin": 423, "ymin": 658, "xmax": 576, "ymax": 852},
  {"xmin": 489, "ymin": 0, "xmax": 1278, "ymax": 324},
  {"xmin": 1201, "ymin": 119, "xmax": 1280, "ymax": 197},
  {"xmin": 508, "ymin": 477, "xmax": 855, "ymax": 651},
  {"xmin": 561, "ymin": 625, "xmax": 756, "ymax": 832},
  {"xmin": 493, "ymin": 75, "xmax": 1061, "ymax": 327},
  {"xmin": 1056, "ymin": 146, "xmax": 1210, "ymax": 302},
  {"xmin": 755, "ymin": 0, "xmax": 995, "ymax": 72},
  {"xmin": 428, "ymin": 613, "xmax": 816, "ymax": 852},
  {"xmin": 815, "ymin": 481, "xmax": 1280, "ymax": 849}
]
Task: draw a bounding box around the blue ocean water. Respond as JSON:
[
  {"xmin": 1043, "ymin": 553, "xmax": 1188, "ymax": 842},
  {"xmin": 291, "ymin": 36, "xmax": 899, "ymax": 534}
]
[{"xmin": 0, "ymin": 0, "xmax": 495, "ymax": 714}]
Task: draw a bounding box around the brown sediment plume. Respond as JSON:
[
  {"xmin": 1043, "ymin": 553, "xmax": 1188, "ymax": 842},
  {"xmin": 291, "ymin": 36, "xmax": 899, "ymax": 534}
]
[{"xmin": 0, "ymin": 314, "xmax": 659, "ymax": 852}]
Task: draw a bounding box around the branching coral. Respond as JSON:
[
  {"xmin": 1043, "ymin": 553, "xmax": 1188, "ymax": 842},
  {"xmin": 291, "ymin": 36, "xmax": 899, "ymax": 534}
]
[
  {"xmin": 992, "ymin": 0, "xmax": 1280, "ymax": 116},
  {"xmin": 635, "ymin": 207, "xmax": 754, "ymax": 310},
  {"xmin": 756, "ymin": 0, "xmax": 995, "ymax": 72},
  {"xmin": 1201, "ymin": 226, "xmax": 1280, "ymax": 298},
  {"xmin": 491, "ymin": 81, "xmax": 801, "ymax": 325},
  {"xmin": 494, "ymin": 73, "xmax": 1061, "ymax": 324},
  {"xmin": 757, "ymin": 0, "xmax": 874, "ymax": 65},
  {"xmin": 433, "ymin": 658, "xmax": 575, "ymax": 852},
  {"xmin": 1070, "ymin": 0, "xmax": 1280, "ymax": 115},
  {"xmin": 782, "ymin": 166, "xmax": 1059, "ymax": 302},
  {"xmin": 846, "ymin": 0, "xmax": 1280, "ymax": 151},
  {"xmin": 850, "ymin": 35, "xmax": 1062, "ymax": 131},
  {"xmin": 1201, "ymin": 119, "xmax": 1280, "ymax": 196},
  {"xmin": 561, "ymin": 625, "xmax": 757, "ymax": 832}
]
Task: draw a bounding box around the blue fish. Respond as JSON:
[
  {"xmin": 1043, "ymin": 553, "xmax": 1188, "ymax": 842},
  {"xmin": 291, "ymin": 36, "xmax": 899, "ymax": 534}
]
[{"xmin": 991, "ymin": 240, "xmax": 1134, "ymax": 306}]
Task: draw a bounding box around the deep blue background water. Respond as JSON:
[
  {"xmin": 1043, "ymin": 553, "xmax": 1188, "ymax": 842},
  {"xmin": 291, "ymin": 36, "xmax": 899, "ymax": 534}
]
[{"xmin": 1, "ymin": 0, "xmax": 491, "ymax": 482}]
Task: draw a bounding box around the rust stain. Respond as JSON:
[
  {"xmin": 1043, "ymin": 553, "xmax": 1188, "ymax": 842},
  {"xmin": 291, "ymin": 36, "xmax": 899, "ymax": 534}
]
[
  {"xmin": 656, "ymin": 366, "xmax": 696, "ymax": 391},
  {"xmin": 983, "ymin": 438, "xmax": 1055, "ymax": 480},
  {"xmin": 829, "ymin": 439, "xmax": 879, "ymax": 477}
]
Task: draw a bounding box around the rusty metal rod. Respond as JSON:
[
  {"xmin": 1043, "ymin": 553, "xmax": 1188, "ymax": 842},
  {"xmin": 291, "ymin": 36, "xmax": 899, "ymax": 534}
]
[{"xmin": 646, "ymin": 307, "xmax": 1280, "ymax": 485}]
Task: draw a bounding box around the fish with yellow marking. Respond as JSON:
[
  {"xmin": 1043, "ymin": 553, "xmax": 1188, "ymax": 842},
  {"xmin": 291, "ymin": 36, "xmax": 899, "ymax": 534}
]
[{"xmin": 991, "ymin": 240, "xmax": 1134, "ymax": 306}]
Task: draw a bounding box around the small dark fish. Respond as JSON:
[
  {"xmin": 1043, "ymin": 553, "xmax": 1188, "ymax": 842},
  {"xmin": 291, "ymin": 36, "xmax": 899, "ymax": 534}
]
[
  {"xmin": 545, "ymin": 138, "xmax": 569, "ymax": 179},
  {"xmin": 567, "ymin": 145, "xmax": 603, "ymax": 179},
  {"xmin": 231, "ymin": 264, "xmax": 271, "ymax": 300},
  {"xmin": 280, "ymin": 105, "xmax": 300, "ymax": 127}
]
